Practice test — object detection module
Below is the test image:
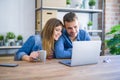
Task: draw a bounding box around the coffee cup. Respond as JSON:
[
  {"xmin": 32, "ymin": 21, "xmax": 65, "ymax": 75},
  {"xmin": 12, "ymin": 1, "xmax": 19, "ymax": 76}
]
[{"xmin": 38, "ymin": 50, "xmax": 47, "ymax": 62}]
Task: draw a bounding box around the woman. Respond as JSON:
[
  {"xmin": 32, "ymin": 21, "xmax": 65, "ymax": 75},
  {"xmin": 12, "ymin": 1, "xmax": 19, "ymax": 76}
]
[{"xmin": 15, "ymin": 18, "xmax": 63, "ymax": 62}]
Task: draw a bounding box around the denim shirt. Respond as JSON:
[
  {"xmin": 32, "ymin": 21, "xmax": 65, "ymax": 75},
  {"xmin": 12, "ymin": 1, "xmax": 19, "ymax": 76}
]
[
  {"xmin": 54, "ymin": 29, "xmax": 91, "ymax": 59},
  {"xmin": 15, "ymin": 35, "xmax": 42, "ymax": 60}
]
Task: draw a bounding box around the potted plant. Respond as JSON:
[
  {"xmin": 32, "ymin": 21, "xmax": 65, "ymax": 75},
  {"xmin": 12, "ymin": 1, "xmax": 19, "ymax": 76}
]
[
  {"xmin": 0, "ymin": 34, "xmax": 4, "ymax": 46},
  {"xmin": 17, "ymin": 35, "xmax": 23, "ymax": 46},
  {"xmin": 66, "ymin": 0, "xmax": 71, "ymax": 8},
  {"xmin": 6, "ymin": 32, "xmax": 16, "ymax": 46},
  {"xmin": 87, "ymin": 21, "xmax": 93, "ymax": 30},
  {"xmin": 17, "ymin": 35, "xmax": 23, "ymax": 40},
  {"xmin": 6, "ymin": 32, "xmax": 15, "ymax": 39},
  {"xmin": 88, "ymin": 0, "xmax": 96, "ymax": 9},
  {"xmin": 105, "ymin": 24, "xmax": 120, "ymax": 55},
  {"xmin": 4, "ymin": 37, "xmax": 9, "ymax": 46}
]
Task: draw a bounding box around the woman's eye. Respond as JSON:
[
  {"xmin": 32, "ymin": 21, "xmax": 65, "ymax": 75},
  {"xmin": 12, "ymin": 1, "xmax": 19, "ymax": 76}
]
[{"xmin": 56, "ymin": 29, "xmax": 60, "ymax": 31}]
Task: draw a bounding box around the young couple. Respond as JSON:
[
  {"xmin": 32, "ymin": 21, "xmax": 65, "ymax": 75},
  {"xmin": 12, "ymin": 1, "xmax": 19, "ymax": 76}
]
[{"xmin": 15, "ymin": 12, "xmax": 90, "ymax": 62}]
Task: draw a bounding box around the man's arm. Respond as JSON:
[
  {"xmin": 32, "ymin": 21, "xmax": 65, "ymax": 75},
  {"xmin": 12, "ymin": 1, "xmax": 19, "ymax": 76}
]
[{"xmin": 54, "ymin": 36, "xmax": 72, "ymax": 59}]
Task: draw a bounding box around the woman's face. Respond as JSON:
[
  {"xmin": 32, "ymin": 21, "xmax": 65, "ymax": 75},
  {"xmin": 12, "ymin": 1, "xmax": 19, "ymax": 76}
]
[{"xmin": 53, "ymin": 25, "xmax": 62, "ymax": 41}]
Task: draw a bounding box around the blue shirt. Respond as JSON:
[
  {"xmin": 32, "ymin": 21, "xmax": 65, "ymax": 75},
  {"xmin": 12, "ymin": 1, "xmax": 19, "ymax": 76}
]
[
  {"xmin": 54, "ymin": 29, "xmax": 90, "ymax": 59},
  {"xmin": 15, "ymin": 35, "xmax": 42, "ymax": 60}
]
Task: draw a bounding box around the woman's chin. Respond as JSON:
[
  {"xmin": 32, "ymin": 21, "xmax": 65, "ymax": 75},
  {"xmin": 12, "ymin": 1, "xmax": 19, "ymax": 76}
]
[{"xmin": 54, "ymin": 38, "xmax": 59, "ymax": 41}]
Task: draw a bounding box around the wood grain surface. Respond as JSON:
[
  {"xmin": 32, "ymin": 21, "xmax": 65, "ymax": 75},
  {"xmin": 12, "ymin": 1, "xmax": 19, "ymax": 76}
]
[{"xmin": 0, "ymin": 55, "xmax": 120, "ymax": 80}]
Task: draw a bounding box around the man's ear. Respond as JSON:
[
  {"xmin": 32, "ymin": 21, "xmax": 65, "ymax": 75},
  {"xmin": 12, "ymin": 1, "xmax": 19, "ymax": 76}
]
[{"xmin": 78, "ymin": 21, "xmax": 80, "ymax": 26}]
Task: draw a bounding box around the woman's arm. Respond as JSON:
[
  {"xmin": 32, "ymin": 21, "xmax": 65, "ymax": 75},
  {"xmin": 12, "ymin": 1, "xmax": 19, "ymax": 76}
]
[{"xmin": 15, "ymin": 35, "xmax": 36, "ymax": 61}]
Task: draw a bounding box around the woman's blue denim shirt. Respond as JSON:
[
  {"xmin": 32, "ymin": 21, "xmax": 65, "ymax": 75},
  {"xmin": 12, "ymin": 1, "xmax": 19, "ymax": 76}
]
[{"xmin": 15, "ymin": 35, "xmax": 42, "ymax": 60}]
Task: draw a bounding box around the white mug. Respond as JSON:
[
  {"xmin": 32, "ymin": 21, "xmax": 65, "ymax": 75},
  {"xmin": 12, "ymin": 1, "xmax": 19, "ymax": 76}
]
[{"xmin": 38, "ymin": 50, "xmax": 47, "ymax": 62}]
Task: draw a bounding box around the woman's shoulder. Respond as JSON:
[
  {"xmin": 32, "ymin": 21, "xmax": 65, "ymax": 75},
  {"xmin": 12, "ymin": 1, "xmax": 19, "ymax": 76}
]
[
  {"xmin": 34, "ymin": 34, "xmax": 41, "ymax": 38},
  {"xmin": 29, "ymin": 34, "xmax": 42, "ymax": 45},
  {"xmin": 31, "ymin": 35, "xmax": 41, "ymax": 41},
  {"xmin": 28, "ymin": 35, "xmax": 41, "ymax": 41}
]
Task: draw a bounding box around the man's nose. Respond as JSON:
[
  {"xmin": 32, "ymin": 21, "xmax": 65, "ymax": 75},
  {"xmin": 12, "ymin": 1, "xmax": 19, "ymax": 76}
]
[{"xmin": 72, "ymin": 28, "xmax": 76, "ymax": 32}]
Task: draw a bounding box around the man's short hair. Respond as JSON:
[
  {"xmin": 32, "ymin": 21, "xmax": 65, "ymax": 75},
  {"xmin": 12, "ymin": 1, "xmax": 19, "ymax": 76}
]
[{"xmin": 63, "ymin": 12, "xmax": 78, "ymax": 23}]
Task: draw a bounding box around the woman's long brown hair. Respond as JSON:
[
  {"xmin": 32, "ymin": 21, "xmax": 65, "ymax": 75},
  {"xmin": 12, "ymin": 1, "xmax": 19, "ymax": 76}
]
[{"xmin": 41, "ymin": 18, "xmax": 63, "ymax": 58}]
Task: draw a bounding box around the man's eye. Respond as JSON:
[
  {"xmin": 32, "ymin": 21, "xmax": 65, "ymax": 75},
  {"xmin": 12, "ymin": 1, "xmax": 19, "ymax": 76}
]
[
  {"xmin": 67, "ymin": 27, "xmax": 72, "ymax": 29},
  {"xmin": 74, "ymin": 26, "xmax": 77, "ymax": 28}
]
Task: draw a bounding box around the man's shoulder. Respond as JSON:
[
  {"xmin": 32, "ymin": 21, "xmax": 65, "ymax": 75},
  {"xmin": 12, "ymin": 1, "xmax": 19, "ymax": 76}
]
[
  {"xmin": 79, "ymin": 29, "xmax": 87, "ymax": 32},
  {"xmin": 78, "ymin": 29, "xmax": 88, "ymax": 34}
]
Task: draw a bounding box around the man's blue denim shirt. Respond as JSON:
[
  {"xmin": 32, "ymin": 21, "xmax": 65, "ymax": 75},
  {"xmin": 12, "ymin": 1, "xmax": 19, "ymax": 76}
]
[
  {"xmin": 15, "ymin": 35, "xmax": 42, "ymax": 60},
  {"xmin": 54, "ymin": 29, "xmax": 91, "ymax": 59}
]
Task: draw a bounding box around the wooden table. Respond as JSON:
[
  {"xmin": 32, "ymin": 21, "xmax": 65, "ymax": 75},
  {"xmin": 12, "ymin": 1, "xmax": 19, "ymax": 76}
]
[{"xmin": 0, "ymin": 55, "xmax": 120, "ymax": 80}]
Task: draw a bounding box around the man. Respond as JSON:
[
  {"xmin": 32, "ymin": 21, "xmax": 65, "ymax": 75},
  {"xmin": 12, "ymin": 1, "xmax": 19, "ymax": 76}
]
[{"xmin": 54, "ymin": 12, "xmax": 90, "ymax": 58}]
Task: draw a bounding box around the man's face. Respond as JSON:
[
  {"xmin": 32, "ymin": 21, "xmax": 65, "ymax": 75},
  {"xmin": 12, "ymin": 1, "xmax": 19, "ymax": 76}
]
[{"xmin": 64, "ymin": 19, "xmax": 79, "ymax": 38}]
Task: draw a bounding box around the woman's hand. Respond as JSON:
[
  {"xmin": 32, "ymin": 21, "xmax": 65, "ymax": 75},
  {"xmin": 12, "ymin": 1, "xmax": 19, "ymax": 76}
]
[
  {"xmin": 22, "ymin": 55, "xmax": 34, "ymax": 62},
  {"xmin": 22, "ymin": 51, "xmax": 40, "ymax": 62},
  {"xmin": 30, "ymin": 51, "xmax": 40, "ymax": 59}
]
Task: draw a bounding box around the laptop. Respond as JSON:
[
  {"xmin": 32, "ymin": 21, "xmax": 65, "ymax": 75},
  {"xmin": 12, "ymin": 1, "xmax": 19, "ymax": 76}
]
[{"xmin": 59, "ymin": 41, "xmax": 101, "ymax": 67}]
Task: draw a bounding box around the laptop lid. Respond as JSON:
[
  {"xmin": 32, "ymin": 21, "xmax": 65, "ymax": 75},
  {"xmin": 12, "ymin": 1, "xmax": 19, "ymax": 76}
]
[{"xmin": 70, "ymin": 41, "xmax": 101, "ymax": 66}]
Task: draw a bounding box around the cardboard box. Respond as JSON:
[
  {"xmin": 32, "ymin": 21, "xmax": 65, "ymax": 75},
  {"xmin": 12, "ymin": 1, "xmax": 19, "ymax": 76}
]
[
  {"xmin": 36, "ymin": 10, "xmax": 57, "ymax": 29},
  {"xmin": 36, "ymin": 0, "xmax": 66, "ymax": 8},
  {"xmin": 42, "ymin": 10, "xmax": 57, "ymax": 28}
]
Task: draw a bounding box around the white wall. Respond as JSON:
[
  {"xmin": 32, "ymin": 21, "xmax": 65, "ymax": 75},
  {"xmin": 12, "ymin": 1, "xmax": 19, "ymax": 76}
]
[
  {"xmin": 0, "ymin": 0, "xmax": 35, "ymax": 42},
  {"xmin": 0, "ymin": 0, "xmax": 35, "ymax": 54}
]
